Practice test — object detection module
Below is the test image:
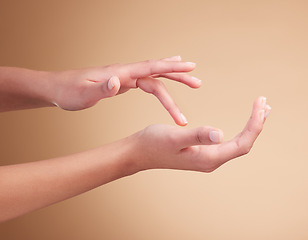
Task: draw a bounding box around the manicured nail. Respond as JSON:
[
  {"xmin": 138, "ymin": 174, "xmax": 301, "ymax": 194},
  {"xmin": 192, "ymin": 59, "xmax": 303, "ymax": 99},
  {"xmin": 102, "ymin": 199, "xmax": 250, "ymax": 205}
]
[
  {"xmin": 180, "ymin": 113, "xmax": 188, "ymax": 124},
  {"xmin": 186, "ymin": 62, "xmax": 196, "ymax": 67},
  {"xmin": 192, "ymin": 76, "xmax": 202, "ymax": 84},
  {"xmin": 261, "ymin": 97, "xmax": 267, "ymax": 109},
  {"xmin": 260, "ymin": 109, "xmax": 265, "ymax": 122},
  {"xmin": 108, "ymin": 76, "xmax": 115, "ymax": 90},
  {"xmin": 170, "ymin": 55, "xmax": 181, "ymax": 61},
  {"xmin": 209, "ymin": 131, "xmax": 222, "ymax": 143},
  {"xmin": 265, "ymin": 105, "xmax": 271, "ymax": 118}
]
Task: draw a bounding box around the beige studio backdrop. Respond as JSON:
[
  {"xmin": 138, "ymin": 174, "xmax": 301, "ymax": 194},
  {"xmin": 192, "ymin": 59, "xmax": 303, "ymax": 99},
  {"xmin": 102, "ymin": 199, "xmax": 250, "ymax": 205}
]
[{"xmin": 0, "ymin": 0, "xmax": 308, "ymax": 239}]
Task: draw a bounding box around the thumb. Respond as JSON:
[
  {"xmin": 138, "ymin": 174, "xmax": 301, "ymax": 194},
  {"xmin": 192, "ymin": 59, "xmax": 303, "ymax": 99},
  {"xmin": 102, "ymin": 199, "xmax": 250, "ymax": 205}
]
[
  {"xmin": 86, "ymin": 76, "xmax": 121, "ymax": 100},
  {"xmin": 101, "ymin": 76, "xmax": 121, "ymax": 98},
  {"xmin": 177, "ymin": 126, "xmax": 224, "ymax": 149}
]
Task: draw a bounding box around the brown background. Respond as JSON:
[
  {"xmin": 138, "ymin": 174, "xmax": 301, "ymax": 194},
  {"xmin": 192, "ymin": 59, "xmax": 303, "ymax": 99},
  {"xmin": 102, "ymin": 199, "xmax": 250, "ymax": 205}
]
[{"xmin": 0, "ymin": 0, "xmax": 307, "ymax": 239}]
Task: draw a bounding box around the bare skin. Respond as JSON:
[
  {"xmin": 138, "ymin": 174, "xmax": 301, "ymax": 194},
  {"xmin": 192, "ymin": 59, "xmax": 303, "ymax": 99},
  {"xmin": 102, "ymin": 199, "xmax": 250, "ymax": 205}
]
[
  {"xmin": 0, "ymin": 58, "xmax": 271, "ymax": 222},
  {"xmin": 0, "ymin": 56, "xmax": 199, "ymax": 125}
]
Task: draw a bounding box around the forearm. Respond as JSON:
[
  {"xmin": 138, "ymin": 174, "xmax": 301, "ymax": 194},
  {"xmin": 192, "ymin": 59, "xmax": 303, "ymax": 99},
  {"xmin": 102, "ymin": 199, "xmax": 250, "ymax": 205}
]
[
  {"xmin": 0, "ymin": 67, "xmax": 55, "ymax": 112},
  {"xmin": 0, "ymin": 135, "xmax": 138, "ymax": 222}
]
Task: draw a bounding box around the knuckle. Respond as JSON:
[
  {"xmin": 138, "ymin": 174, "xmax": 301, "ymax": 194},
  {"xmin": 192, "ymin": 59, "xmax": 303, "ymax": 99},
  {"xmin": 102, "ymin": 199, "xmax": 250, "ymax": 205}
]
[
  {"xmin": 196, "ymin": 129, "xmax": 203, "ymax": 144},
  {"xmin": 151, "ymin": 81, "xmax": 165, "ymax": 96},
  {"xmin": 143, "ymin": 60, "xmax": 154, "ymax": 75},
  {"xmin": 104, "ymin": 63, "xmax": 119, "ymax": 71},
  {"xmin": 145, "ymin": 59, "xmax": 155, "ymax": 67},
  {"xmin": 196, "ymin": 126, "xmax": 210, "ymax": 144},
  {"xmin": 145, "ymin": 59, "xmax": 153, "ymax": 64},
  {"xmin": 240, "ymin": 142, "xmax": 253, "ymax": 155},
  {"xmin": 151, "ymin": 87, "xmax": 159, "ymax": 96},
  {"xmin": 179, "ymin": 75, "xmax": 187, "ymax": 82},
  {"xmin": 155, "ymin": 80, "xmax": 165, "ymax": 89}
]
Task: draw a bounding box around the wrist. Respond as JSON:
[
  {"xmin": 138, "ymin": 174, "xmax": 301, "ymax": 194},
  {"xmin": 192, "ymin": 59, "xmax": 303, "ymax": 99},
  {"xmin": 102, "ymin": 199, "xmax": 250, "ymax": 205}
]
[
  {"xmin": 118, "ymin": 133, "xmax": 145, "ymax": 176},
  {"xmin": 18, "ymin": 68, "xmax": 57, "ymax": 108},
  {"xmin": 111, "ymin": 130, "xmax": 151, "ymax": 177},
  {"xmin": 39, "ymin": 70, "xmax": 60, "ymax": 107},
  {"xmin": 0, "ymin": 67, "xmax": 57, "ymax": 110},
  {"xmin": 124, "ymin": 129, "xmax": 156, "ymax": 173}
]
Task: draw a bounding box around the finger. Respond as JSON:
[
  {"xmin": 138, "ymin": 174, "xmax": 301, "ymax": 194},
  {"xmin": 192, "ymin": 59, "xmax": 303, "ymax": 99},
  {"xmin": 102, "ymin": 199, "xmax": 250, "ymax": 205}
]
[
  {"xmin": 126, "ymin": 59, "xmax": 196, "ymax": 80},
  {"xmin": 213, "ymin": 96, "xmax": 268, "ymax": 165},
  {"xmin": 175, "ymin": 126, "xmax": 224, "ymax": 149},
  {"xmin": 86, "ymin": 76, "xmax": 121, "ymax": 100},
  {"xmin": 264, "ymin": 104, "xmax": 272, "ymax": 120},
  {"xmin": 153, "ymin": 72, "xmax": 202, "ymax": 88},
  {"xmin": 136, "ymin": 77, "xmax": 187, "ymax": 126},
  {"xmin": 150, "ymin": 56, "xmax": 182, "ymax": 77}
]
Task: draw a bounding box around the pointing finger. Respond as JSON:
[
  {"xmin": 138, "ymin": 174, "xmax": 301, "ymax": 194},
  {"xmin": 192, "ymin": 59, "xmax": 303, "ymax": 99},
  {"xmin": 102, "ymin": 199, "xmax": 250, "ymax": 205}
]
[{"xmin": 137, "ymin": 77, "xmax": 187, "ymax": 126}]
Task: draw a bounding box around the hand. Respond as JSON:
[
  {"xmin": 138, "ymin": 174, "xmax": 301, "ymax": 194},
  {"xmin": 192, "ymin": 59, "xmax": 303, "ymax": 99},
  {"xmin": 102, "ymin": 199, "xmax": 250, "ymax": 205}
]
[
  {"xmin": 50, "ymin": 56, "xmax": 200, "ymax": 126},
  {"xmin": 130, "ymin": 97, "xmax": 271, "ymax": 173}
]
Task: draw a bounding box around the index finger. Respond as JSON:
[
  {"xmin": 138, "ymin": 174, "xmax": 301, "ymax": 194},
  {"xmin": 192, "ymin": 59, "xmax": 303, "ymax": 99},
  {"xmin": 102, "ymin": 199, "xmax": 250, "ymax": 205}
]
[
  {"xmin": 125, "ymin": 59, "xmax": 196, "ymax": 80},
  {"xmin": 137, "ymin": 77, "xmax": 187, "ymax": 126}
]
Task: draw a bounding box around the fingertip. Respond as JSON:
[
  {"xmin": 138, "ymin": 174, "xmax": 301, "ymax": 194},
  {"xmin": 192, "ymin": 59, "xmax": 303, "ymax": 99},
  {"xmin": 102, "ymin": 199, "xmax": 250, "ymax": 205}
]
[
  {"xmin": 107, "ymin": 76, "xmax": 115, "ymax": 90},
  {"xmin": 258, "ymin": 96, "xmax": 267, "ymax": 108},
  {"xmin": 177, "ymin": 123, "xmax": 188, "ymax": 127},
  {"xmin": 257, "ymin": 97, "xmax": 271, "ymax": 122},
  {"xmin": 109, "ymin": 76, "xmax": 121, "ymax": 93},
  {"xmin": 104, "ymin": 76, "xmax": 121, "ymax": 98},
  {"xmin": 265, "ymin": 104, "xmax": 272, "ymax": 119},
  {"xmin": 176, "ymin": 55, "xmax": 182, "ymax": 61},
  {"xmin": 173, "ymin": 113, "xmax": 188, "ymax": 126},
  {"xmin": 180, "ymin": 113, "xmax": 188, "ymax": 125},
  {"xmin": 185, "ymin": 62, "xmax": 196, "ymax": 69},
  {"xmin": 252, "ymin": 96, "xmax": 267, "ymax": 119}
]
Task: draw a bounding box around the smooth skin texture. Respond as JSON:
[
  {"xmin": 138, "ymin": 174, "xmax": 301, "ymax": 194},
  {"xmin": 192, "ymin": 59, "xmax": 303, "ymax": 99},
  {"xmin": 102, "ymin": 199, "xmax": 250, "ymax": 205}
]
[
  {"xmin": 0, "ymin": 96, "xmax": 271, "ymax": 222},
  {"xmin": 134, "ymin": 97, "xmax": 271, "ymax": 172},
  {"xmin": 0, "ymin": 56, "xmax": 199, "ymax": 125},
  {"xmin": 0, "ymin": 58, "xmax": 271, "ymax": 222}
]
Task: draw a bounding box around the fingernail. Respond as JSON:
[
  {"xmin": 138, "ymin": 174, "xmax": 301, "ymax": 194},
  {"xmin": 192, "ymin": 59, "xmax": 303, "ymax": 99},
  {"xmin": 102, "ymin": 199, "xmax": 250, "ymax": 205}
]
[
  {"xmin": 185, "ymin": 62, "xmax": 196, "ymax": 67},
  {"xmin": 260, "ymin": 109, "xmax": 265, "ymax": 122},
  {"xmin": 209, "ymin": 131, "xmax": 222, "ymax": 143},
  {"xmin": 192, "ymin": 76, "xmax": 202, "ymax": 84},
  {"xmin": 261, "ymin": 97, "xmax": 267, "ymax": 109},
  {"xmin": 180, "ymin": 113, "xmax": 188, "ymax": 124},
  {"xmin": 170, "ymin": 55, "xmax": 181, "ymax": 61},
  {"xmin": 265, "ymin": 105, "xmax": 271, "ymax": 118},
  {"xmin": 108, "ymin": 76, "xmax": 115, "ymax": 90}
]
